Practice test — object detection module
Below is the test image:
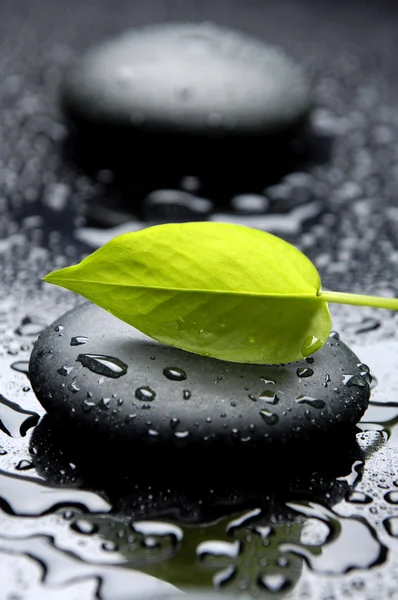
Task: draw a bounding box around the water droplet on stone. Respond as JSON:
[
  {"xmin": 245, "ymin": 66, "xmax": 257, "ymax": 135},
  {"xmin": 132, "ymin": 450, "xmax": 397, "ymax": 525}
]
[
  {"xmin": 296, "ymin": 395, "xmax": 325, "ymax": 409},
  {"xmin": 77, "ymin": 354, "xmax": 128, "ymax": 378},
  {"xmin": 54, "ymin": 324, "xmax": 64, "ymax": 336},
  {"xmin": 82, "ymin": 400, "xmax": 96, "ymax": 412},
  {"xmin": 343, "ymin": 374, "xmax": 367, "ymax": 387},
  {"xmin": 135, "ymin": 386, "xmax": 156, "ymax": 401},
  {"xmin": 183, "ymin": 390, "xmax": 191, "ymax": 400},
  {"xmin": 163, "ymin": 367, "xmax": 187, "ymax": 381},
  {"xmin": 170, "ymin": 418, "xmax": 180, "ymax": 430},
  {"xmin": 259, "ymin": 390, "xmax": 279, "ymax": 404},
  {"xmin": 259, "ymin": 409, "xmax": 279, "ymax": 425},
  {"xmin": 57, "ymin": 365, "xmax": 73, "ymax": 377},
  {"xmin": 68, "ymin": 380, "xmax": 80, "ymax": 393},
  {"xmin": 329, "ymin": 331, "xmax": 340, "ymax": 340},
  {"xmin": 70, "ymin": 336, "xmax": 89, "ymax": 346},
  {"xmin": 174, "ymin": 430, "xmax": 190, "ymax": 439}
]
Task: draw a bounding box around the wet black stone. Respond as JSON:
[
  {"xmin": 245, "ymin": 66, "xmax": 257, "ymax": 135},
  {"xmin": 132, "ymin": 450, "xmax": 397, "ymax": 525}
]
[
  {"xmin": 29, "ymin": 302, "xmax": 369, "ymax": 455},
  {"xmin": 62, "ymin": 23, "xmax": 311, "ymax": 139}
]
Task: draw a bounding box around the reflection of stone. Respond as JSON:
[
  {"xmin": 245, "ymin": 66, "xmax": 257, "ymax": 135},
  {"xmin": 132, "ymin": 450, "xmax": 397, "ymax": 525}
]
[{"xmin": 27, "ymin": 412, "xmax": 372, "ymax": 597}]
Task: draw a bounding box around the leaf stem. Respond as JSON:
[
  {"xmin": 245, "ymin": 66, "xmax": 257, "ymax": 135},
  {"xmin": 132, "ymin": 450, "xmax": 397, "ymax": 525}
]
[{"xmin": 320, "ymin": 290, "xmax": 398, "ymax": 310}]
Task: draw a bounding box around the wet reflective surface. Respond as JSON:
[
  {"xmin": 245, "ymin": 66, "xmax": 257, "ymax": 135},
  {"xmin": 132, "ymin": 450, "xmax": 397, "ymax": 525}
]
[{"xmin": 2, "ymin": 0, "xmax": 398, "ymax": 597}]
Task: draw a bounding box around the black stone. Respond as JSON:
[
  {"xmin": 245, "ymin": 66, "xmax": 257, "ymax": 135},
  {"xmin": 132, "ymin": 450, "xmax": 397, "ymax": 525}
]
[
  {"xmin": 61, "ymin": 23, "xmax": 313, "ymax": 177},
  {"xmin": 62, "ymin": 23, "xmax": 311, "ymax": 138},
  {"xmin": 29, "ymin": 303, "xmax": 369, "ymax": 457}
]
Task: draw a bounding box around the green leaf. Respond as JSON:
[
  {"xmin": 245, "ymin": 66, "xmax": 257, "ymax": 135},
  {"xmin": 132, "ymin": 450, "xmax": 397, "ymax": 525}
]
[{"xmin": 43, "ymin": 222, "xmax": 398, "ymax": 364}]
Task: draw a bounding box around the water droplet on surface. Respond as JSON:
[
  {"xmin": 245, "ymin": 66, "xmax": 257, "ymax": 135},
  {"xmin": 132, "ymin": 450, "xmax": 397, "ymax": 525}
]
[
  {"xmin": 259, "ymin": 409, "xmax": 279, "ymax": 425},
  {"xmin": 385, "ymin": 491, "xmax": 398, "ymax": 504},
  {"xmin": 70, "ymin": 335, "xmax": 89, "ymax": 346},
  {"xmin": 302, "ymin": 335, "xmax": 322, "ymax": 357},
  {"xmin": 148, "ymin": 429, "xmax": 159, "ymax": 437},
  {"xmin": 102, "ymin": 541, "xmax": 118, "ymax": 552},
  {"xmin": 259, "ymin": 390, "xmax": 279, "ymax": 404},
  {"xmin": 296, "ymin": 395, "xmax": 325, "ymax": 409},
  {"xmin": 68, "ymin": 380, "xmax": 80, "ymax": 393},
  {"xmin": 77, "ymin": 354, "xmax": 128, "ymax": 378},
  {"xmin": 54, "ymin": 324, "xmax": 64, "ymax": 336},
  {"xmin": 258, "ymin": 573, "xmax": 290, "ymax": 592},
  {"xmin": 57, "ymin": 365, "xmax": 73, "ymax": 377},
  {"xmin": 82, "ymin": 399, "xmax": 96, "ymax": 412},
  {"xmin": 10, "ymin": 360, "xmax": 29, "ymax": 376},
  {"xmin": 174, "ymin": 430, "xmax": 190, "ymax": 439},
  {"xmin": 297, "ymin": 367, "xmax": 314, "ymax": 378},
  {"xmin": 383, "ymin": 517, "xmax": 398, "ymax": 537},
  {"xmin": 135, "ymin": 386, "xmax": 156, "ymax": 401},
  {"xmin": 71, "ymin": 519, "xmax": 99, "ymax": 535},
  {"xmin": 343, "ymin": 374, "xmax": 367, "ymax": 387},
  {"xmin": 100, "ymin": 397, "xmax": 111, "ymax": 408},
  {"xmin": 213, "ymin": 566, "xmax": 237, "ymax": 587},
  {"xmin": 329, "ymin": 331, "xmax": 340, "ymax": 340},
  {"xmin": 0, "ymin": 395, "xmax": 39, "ymax": 437},
  {"xmin": 170, "ymin": 418, "xmax": 180, "ymax": 430},
  {"xmin": 16, "ymin": 459, "xmax": 34, "ymax": 471},
  {"xmin": 163, "ymin": 367, "xmax": 187, "ymax": 381},
  {"xmin": 197, "ymin": 539, "xmax": 241, "ymax": 560},
  {"xmin": 261, "ymin": 377, "xmax": 276, "ymax": 385},
  {"xmin": 346, "ymin": 491, "xmax": 372, "ymax": 504},
  {"xmin": 183, "ymin": 390, "xmax": 191, "ymax": 400},
  {"xmin": 15, "ymin": 317, "xmax": 44, "ymax": 337}
]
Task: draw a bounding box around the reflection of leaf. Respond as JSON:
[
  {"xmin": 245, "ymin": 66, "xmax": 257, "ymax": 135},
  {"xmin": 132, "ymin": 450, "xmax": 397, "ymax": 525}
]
[{"xmin": 44, "ymin": 222, "xmax": 398, "ymax": 364}]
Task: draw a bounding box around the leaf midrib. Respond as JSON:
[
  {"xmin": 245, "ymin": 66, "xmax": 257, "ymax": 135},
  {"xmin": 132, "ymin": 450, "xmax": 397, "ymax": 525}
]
[{"xmin": 47, "ymin": 277, "xmax": 321, "ymax": 299}]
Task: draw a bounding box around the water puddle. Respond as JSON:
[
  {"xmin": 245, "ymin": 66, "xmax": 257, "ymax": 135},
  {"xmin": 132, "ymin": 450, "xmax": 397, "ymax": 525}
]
[
  {"xmin": 0, "ymin": 395, "xmax": 39, "ymax": 437},
  {"xmin": 0, "ymin": 535, "xmax": 182, "ymax": 599},
  {"xmin": 0, "ymin": 470, "xmax": 110, "ymax": 515},
  {"xmin": 280, "ymin": 502, "xmax": 387, "ymax": 574}
]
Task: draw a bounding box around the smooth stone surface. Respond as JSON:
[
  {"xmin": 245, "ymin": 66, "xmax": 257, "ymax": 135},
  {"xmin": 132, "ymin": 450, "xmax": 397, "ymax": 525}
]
[
  {"xmin": 29, "ymin": 303, "xmax": 370, "ymax": 453},
  {"xmin": 62, "ymin": 23, "xmax": 311, "ymax": 137}
]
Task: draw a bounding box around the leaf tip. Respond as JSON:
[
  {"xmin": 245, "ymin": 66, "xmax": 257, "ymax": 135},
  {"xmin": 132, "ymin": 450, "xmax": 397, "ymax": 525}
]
[{"xmin": 43, "ymin": 270, "xmax": 57, "ymax": 284}]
